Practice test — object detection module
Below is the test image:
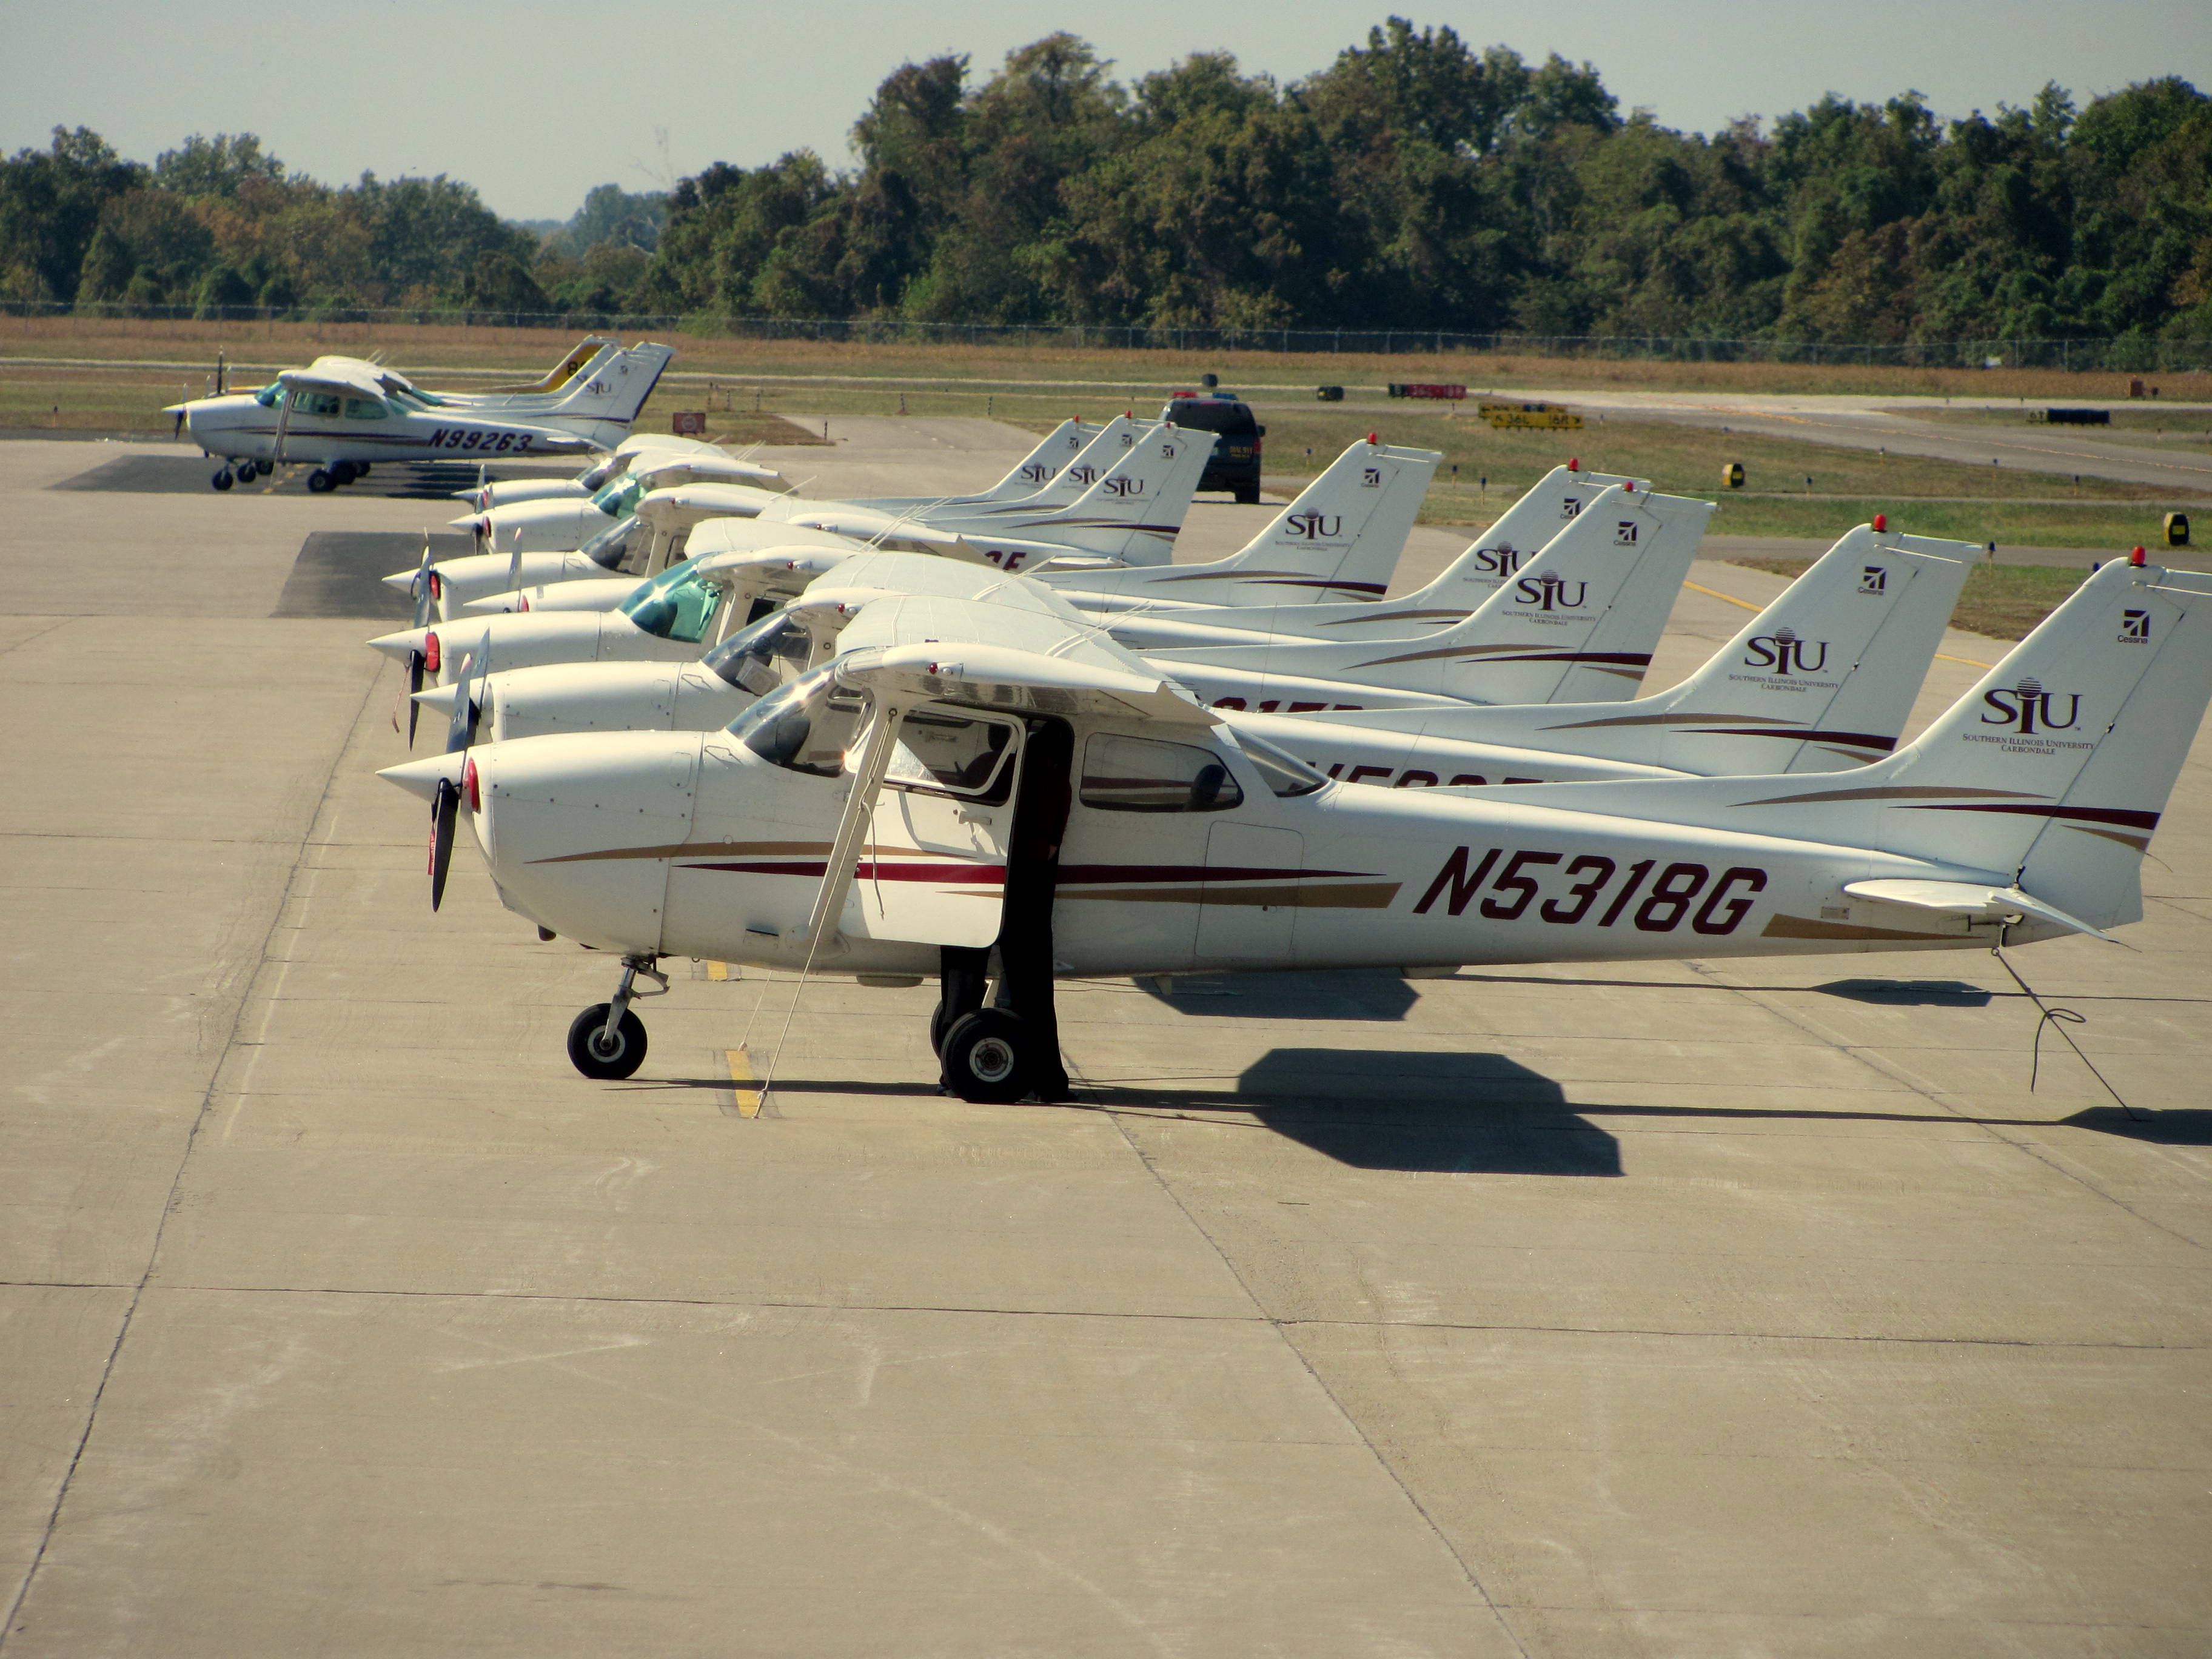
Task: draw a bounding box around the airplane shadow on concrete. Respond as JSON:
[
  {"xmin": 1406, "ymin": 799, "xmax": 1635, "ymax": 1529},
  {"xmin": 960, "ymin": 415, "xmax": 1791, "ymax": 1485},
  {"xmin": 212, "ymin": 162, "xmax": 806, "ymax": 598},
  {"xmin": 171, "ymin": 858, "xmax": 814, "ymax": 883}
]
[
  {"xmin": 1140, "ymin": 968, "xmax": 1420, "ymax": 1021},
  {"xmin": 1085, "ymin": 1047, "xmax": 1622, "ymax": 1176}
]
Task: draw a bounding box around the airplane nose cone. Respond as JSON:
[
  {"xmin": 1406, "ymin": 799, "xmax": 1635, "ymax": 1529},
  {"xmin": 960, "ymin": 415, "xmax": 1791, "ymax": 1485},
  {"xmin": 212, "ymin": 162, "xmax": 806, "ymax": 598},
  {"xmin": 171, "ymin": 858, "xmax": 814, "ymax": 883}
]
[
  {"xmin": 449, "ymin": 515, "xmax": 486, "ymax": 534},
  {"xmin": 368, "ymin": 627, "xmax": 429, "ymax": 662},
  {"xmin": 382, "ymin": 569, "xmax": 424, "ymax": 595},
  {"xmin": 463, "ymin": 592, "xmax": 521, "ymax": 615},
  {"xmin": 377, "ymin": 751, "xmax": 465, "ymax": 803},
  {"xmin": 412, "ymin": 684, "xmax": 461, "ymax": 718}
]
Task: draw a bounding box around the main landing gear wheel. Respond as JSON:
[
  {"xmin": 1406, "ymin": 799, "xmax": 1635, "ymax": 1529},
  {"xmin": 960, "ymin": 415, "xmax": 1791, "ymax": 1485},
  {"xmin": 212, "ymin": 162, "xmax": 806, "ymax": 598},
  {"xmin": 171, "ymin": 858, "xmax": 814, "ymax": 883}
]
[
  {"xmin": 307, "ymin": 467, "xmax": 335, "ymax": 493},
  {"xmin": 567, "ymin": 1004, "xmax": 647, "ymax": 1080},
  {"xmin": 211, "ymin": 468, "xmax": 233, "ymax": 491},
  {"xmin": 331, "ymin": 460, "xmax": 361, "ymax": 486},
  {"xmin": 940, "ymin": 1008, "xmax": 1035, "ymax": 1103}
]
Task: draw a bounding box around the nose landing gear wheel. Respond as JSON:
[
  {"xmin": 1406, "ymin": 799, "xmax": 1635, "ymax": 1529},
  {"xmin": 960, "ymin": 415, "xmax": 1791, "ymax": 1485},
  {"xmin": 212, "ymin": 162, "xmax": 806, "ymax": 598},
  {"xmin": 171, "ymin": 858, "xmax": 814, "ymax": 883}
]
[
  {"xmin": 307, "ymin": 467, "xmax": 335, "ymax": 493},
  {"xmin": 567, "ymin": 1003, "xmax": 648, "ymax": 1079},
  {"xmin": 211, "ymin": 468, "xmax": 233, "ymax": 491},
  {"xmin": 940, "ymin": 1008, "xmax": 1034, "ymax": 1103}
]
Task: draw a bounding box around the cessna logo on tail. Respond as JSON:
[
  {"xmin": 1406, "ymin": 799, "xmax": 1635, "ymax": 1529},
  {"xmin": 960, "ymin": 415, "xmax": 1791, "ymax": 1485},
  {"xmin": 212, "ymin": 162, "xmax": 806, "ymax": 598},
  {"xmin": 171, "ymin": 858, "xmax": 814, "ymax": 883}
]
[
  {"xmin": 2122, "ymin": 608, "xmax": 2151, "ymax": 643},
  {"xmin": 1860, "ymin": 566, "xmax": 1888, "ymax": 594},
  {"xmin": 1515, "ymin": 574, "xmax": 1588, "ymax": 612},
  {"xmin": 1982, "ymin": 677, "xmax": 2081, "ymax": 736},
  {"xmin": 1742, "ymin": 627, "xmax": 1830, "ymax": 675},
  {"xmin": 1285, "ymin": 511, "xmax": 1344, "ymax": 541},
  {"xmin": 1561, "ymin": 496, "xmax": 1583, "ymax": 518},
  {"xmin": 1362, "ymin": 467, "xmax": 1382, "ymax": 488},
  {"xmin": 1614, "ymin": 520, "xmax": 1640, "ymax": 546}
]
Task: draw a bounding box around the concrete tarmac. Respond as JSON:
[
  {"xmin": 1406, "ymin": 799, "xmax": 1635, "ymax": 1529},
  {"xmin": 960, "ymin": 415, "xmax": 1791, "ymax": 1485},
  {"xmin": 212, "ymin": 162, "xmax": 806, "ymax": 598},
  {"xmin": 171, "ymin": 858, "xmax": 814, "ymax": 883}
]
[{"xmin": 3, "ymin": 422, "xmax": 2208, "ymax": 1657}]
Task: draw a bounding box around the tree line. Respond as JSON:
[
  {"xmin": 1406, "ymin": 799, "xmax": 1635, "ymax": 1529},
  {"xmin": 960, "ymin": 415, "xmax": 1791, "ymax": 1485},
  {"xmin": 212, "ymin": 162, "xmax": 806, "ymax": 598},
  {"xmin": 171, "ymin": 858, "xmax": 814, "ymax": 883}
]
[{"xmin": 4, "ymin": 20, "xmax": 2207, "ymax": 345}]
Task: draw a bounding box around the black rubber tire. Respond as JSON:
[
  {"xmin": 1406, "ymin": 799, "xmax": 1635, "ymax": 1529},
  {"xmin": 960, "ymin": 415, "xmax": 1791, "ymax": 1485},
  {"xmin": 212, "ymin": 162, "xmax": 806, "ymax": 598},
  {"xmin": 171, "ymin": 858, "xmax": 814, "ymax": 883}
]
[
  {"xmin": 307, "ymin": 468, "xmax": 335, "ymax": 494},
  {"xmin": 356, "ymin": 463, "xmax": 371, "ymax": 478},
  {"xmin": 566, "ymin": 1003, "xmax": 648, "ymax": 1080},
  {"xmin": 236, "ymin": 459, "xmax": 258, "ymax": 481},
  {"xmin": 1234, "ymin": 485, "xmax": 1261, "ymax": 504},
  {"xmin": 211, "ymin": 469, "xmax": 233, "ymax": 491},
  {"xmin": 332, "ymin": 460, "xmax": 360, "ymax": 486},
  {"xmin": 940, "ymin": 1008, "xmax": 1033, "ymax": 1103},
  {"xmin": 929, "ymin": 1000, "xmax": 958, "ymax": 1059}
]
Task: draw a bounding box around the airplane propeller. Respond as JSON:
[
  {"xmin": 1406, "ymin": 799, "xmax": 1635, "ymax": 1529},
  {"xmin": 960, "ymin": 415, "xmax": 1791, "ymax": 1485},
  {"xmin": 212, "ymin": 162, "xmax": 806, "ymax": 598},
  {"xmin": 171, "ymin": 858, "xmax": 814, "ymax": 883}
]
[
  {"xmin": 427, "ymin": 776, "xmax": 460, "ymax": 911},
  {"xmin": 447, "ymin": 631, "xmax": 491, "ymax": 753},
  {"xmin": 404, "ymin": 539, "xmax": 436, "ymax": 746}
]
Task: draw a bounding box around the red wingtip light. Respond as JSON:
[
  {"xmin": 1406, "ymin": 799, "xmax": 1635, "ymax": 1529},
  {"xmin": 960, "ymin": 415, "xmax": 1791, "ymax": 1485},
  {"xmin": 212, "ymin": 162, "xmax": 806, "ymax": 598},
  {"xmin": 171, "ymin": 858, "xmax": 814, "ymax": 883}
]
[
  {"xmin": 1873, "ymin": 513, "xmax": 1887, "ymax": 532},
  {"xmin": 1567, "ymin": 457, "xmax": 1579, "ymax": 471},
  {"xmin": 423, "ymin": 631, "xmax": 441, "ymax": 673},
  {"xmin": 463, "ymin": 755, "xmax": 480, "ymax": 813},
  {"xmin": 2131, "ymin": 545, "xmax": 2147, "ymax": 566}
]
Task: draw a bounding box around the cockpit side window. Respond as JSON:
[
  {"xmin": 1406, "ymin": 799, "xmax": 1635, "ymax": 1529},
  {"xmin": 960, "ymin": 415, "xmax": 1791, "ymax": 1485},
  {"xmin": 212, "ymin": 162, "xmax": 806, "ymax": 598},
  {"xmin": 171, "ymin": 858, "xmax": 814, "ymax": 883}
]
[
  {"xmin": 1079, "ymin": 734, "xmax": 1244, "ymax": 813},
  {"xmin": 591, "ymin": 475, "xmax": 646, "ymax": 517},
  {"xmin": 297, "ymin": 391, "xmax": 342, "ymax": 418},
  {"xmin": 344, "ymin": 397, "xmax": 388, "ymax": 420}
]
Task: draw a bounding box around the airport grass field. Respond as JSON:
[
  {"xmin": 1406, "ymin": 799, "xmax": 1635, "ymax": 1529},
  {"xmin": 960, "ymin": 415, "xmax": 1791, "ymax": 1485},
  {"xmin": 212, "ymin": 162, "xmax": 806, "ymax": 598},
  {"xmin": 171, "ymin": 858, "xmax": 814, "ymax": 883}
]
[{"xmin": 4, "ymin": 317, "xmax": 2200, "ymax": 558}]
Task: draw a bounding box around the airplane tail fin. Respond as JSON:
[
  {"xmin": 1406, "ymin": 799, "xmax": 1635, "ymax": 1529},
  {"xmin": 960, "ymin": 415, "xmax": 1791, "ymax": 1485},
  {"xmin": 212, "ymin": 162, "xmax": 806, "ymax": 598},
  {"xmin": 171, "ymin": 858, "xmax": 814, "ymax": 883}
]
[
  {"xmin": 1530, "ymin": 523, "xmax": 1978, "ymax": 775},
  {"xmin": 977, "ymin": 418, "xmax": 1090, "ymax": 502},
  {"xmin": 548, "ymin": 341, "xmax": 675, "ymax": 443},
  {"xmin": 1393, "ymin": 463, "xmax": 1651, "ymax": 615},
  {"xmin": 1101, "ymin": 439, "xmax": 1441, "ymax": 606},
  {"xmin": 1356, "ymin": 484, "xmax": 1708, "ymax": 706},
  {"xmin": 997, "ymin": 421, "xmax": 1211, "ymax": 564}
]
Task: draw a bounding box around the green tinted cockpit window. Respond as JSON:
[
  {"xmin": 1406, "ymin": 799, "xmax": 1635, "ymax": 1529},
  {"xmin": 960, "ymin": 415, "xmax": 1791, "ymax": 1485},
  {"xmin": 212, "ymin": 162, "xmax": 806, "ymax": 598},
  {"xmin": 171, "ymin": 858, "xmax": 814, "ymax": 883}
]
[
  {"xmin": 620, "ymin": 566, "xmax": 723, "ymax": 644},
  {"xmin": 590, "ymin": 475, "xmax": 646, "ymax": 517},
  {"xmin": 252, "ymin": 384, "xmax": 284, "ymax": 407}
]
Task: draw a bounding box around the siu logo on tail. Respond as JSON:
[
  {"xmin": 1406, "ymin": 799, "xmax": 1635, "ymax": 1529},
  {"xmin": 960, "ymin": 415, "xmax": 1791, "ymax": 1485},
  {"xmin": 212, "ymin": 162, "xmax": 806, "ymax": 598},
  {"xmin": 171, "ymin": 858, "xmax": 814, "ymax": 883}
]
[
  {"xmin": 1982, "ymin": 676, "xmax": 2082, "ymax": 736},
  {"xmin": 1067, "ymin": 464, "xmax": 1098, "ymax": 486},
  {"xmin": 1104, "ymin": 476, "xmax": 1145, "ymax": 498},
  {"xmin": 1285, "ymin": 511, "xmax": 1344, "ymax": 541},
  {"xmin": 1515, "ymin": 573, "xmax": 1588, "ymax": 612},
  {"xmin": 1472, "ymin": 544, "xmax": 1529, "ymax": 577},
  {"xmin": 1741, "ymin": 626, "xmax": 1830, "ymax": 676},
  {"xmin": 1020, "ymin": 462, "xmax": 1057, "ymax": 484}
]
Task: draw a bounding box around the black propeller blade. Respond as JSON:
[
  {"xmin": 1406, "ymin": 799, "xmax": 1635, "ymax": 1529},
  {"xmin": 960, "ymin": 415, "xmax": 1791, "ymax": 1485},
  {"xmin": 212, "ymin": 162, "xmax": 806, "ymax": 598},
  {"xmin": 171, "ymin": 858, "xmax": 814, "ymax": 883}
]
[
  {"xmin": 428, "ymin": 777, "xmax": 460, "ymax": 911},
  {"xmin": 447, "ymin": 632, "xmax": 491, "ymax": 753},
  {"xmin": 406, "ymin": 651, "xmax": 424, "ymax": 746},
  {"xmin": 409, "ymin": 540, "xmax": 435, "ymax": 631}
]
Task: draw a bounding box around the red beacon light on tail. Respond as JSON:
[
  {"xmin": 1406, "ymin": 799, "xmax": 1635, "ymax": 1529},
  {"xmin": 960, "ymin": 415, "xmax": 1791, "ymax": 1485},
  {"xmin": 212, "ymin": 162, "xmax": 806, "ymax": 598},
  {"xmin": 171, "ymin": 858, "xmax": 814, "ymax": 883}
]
[
  {"xmin": 1874, "ymin": 514, "xmax": 1887, "ymax": 532},
  {"xmin": 2131, "ymin": 545, "xmax": 2148, "ymax": 566},
  {"xmin": 1367, "ymin": 432, "xmax": 1378, "ymax": 444},
  {"xmin": 1567, "ymin": 457, "xmax": 1579, "ymax": 471}
]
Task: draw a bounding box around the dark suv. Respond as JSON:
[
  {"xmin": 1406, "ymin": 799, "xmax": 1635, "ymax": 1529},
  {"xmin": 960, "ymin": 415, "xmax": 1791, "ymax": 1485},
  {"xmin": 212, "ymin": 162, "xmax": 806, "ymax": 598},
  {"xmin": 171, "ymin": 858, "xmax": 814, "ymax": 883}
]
[{"xmin": 1161, "ymin": 392, "xmax": 1264, "ymax": 503}]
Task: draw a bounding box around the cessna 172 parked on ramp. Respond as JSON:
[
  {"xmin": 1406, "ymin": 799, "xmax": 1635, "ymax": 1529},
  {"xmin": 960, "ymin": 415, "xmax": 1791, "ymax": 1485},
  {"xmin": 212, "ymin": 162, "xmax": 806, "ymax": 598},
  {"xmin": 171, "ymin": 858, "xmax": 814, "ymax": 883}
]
[
  {"xmin": 167, "ymin": 340, "xmax": 673, "ymax": 493},
  {"xmin": 381, "ymin": 550, "xmax": 2212, "ymax": 1099}
]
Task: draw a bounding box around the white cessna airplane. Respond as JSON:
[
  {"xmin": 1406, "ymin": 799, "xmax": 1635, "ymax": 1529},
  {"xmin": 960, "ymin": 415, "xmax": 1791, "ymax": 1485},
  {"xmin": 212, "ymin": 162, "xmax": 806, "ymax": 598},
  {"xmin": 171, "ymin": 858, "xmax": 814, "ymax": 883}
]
[
  {"xmin": 166, "ymin": 340, "xmax": 674, "ymax": 493},
  {"xmin": 380, "ymin": 549, "xmax": 2212, "ymax": 1099},
  {"xmin": 415, "ymin": 518, "xmax": 1974, "ymax": 798},
  {"xmin": 404, "ymin": 416, "xmax": 1155, "ymax": 623}
]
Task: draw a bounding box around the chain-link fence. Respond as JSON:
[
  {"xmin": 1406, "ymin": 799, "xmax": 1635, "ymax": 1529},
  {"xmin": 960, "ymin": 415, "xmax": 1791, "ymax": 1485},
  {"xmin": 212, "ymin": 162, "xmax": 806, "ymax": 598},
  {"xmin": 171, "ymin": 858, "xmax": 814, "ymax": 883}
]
[{"xmin": 5, "ymin": 300, "xmax": 2208, "ymax": 372}]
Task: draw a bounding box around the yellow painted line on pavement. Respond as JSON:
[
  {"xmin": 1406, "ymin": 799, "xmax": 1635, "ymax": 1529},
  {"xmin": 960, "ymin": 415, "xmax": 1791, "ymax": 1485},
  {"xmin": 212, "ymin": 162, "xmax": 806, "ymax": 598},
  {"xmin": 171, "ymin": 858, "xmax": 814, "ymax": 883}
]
[
  {"xmin": 725, "ymin": 1048, "xmax": 762, "ymax": 1118},
  {"xmin": 1936, "ymin": 651, "xmax": 1996, "ymax": 668},
  {"xmin": 1682, "ymin": 578, "xmax": 1761, "ymax": 613}
]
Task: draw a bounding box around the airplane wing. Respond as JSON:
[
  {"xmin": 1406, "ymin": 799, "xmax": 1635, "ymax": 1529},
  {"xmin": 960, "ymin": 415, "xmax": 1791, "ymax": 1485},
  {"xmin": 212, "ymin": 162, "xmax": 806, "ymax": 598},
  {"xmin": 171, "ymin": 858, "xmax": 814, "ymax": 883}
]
[
  {"xmin": 833, "ymin": 639, "xmax": 1218, "ymax": 727},
  {"xmin": 278, "ymin": 363, "xmax": 390, "ymax": 402}
]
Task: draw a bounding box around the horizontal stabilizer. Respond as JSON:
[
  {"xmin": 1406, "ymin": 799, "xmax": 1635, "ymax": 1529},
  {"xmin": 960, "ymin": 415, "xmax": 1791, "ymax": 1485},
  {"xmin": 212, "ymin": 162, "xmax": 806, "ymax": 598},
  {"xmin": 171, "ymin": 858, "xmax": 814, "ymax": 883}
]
[{"xmin": 1841, "ymin": 879, "xmax": 2114, "ymax": 941}]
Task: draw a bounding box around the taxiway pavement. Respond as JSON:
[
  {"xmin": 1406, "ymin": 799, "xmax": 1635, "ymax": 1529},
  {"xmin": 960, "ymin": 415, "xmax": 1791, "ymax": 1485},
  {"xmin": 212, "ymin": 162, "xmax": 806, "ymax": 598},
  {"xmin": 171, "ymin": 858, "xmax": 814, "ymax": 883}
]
[{"xmin": 2, "ymin": 421, "xmax": 2207, "ymax": 1657}]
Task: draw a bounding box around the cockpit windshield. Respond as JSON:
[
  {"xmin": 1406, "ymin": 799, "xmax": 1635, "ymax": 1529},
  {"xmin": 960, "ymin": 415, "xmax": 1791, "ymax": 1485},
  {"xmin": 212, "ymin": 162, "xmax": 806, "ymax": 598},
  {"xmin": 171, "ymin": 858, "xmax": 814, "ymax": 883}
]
[
  {"xmin": 618, "ymin": 562, "xmax": 723, "ymax": 644},
  {"xmin": 702, "ymin": 611, "xmax": 812, "ymax": 695},
  {"xmin": 1223, "ymin": 725, "xmax": 1329, "ymax": 797},
  {"xmin": 577, "ymin": 457, "xmax": 620, "ymax": 492},
  {"xmin": 727, "ymin": 665, "xmax": 862, "ymax": 778},
  {"xmin": 590, "ymin": 475, "xmax": 648, "ymax": 518},
  {"xmin": 252, "ymin": 384, "xmax": 284, "ymax": 407},
  {"xmin": 578, "ymin": 514, "xmax": 646, "ymax": 573}
]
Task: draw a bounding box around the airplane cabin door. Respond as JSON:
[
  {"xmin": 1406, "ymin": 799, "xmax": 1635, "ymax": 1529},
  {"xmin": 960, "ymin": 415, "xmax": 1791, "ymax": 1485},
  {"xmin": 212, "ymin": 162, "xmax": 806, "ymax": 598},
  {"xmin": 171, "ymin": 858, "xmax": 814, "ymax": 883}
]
[
  {"xmin": 845, "ymin": 707, "xmax": 1024, "ymax": 948},
  {"xmin": 1196, "ymin": 822, "xmax": 1304, "ymax": 968}
]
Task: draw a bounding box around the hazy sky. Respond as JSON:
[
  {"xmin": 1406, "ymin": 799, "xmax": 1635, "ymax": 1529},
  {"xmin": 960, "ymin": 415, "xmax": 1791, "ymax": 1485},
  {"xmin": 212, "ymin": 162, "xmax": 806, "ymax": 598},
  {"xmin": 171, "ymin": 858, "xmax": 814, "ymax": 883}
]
[{"xmin": 2, "ymin": 1, "xmax": 2205, "ymax": 222}]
